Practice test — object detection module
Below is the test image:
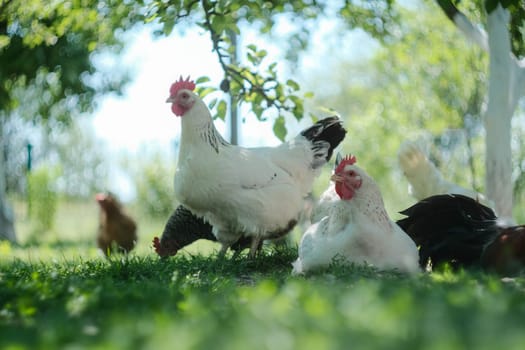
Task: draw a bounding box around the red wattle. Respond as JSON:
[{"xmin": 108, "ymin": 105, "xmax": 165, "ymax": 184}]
[
  {"xmin": 171, "ymin": 103, "xmax": 185, "ymax": 117},
  {"xmin": 335, "ymin": 182, "xmax": 354, "ymax": 200}
]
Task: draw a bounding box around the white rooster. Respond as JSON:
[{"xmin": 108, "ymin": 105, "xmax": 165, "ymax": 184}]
[
  {"xmin": 165, "ymin": 76, "xmax": 346, "ymax": 256},
  {"xmin": 292, "ymin": 155, "xmax": 420, "ymax": 275},
  {"xmin": 397, "ymin": 140, "xmax": 492, "ymax": 207}
]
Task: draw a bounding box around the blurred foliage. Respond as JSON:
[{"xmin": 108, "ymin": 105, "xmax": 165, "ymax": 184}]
[
  {"xmin": 0, "ymin": 0, "xmax": 144, "ymax": 221},
  {"xmin": 440, "ymin": 0, "xmax": 525, "ymax": 56},
  {"xmin": 47, "ymin": 119, "xmax": 109, "ymax": 198},
  {"xmin": 1, "ymin": 0, "xmax": 523, "ymax": 217},
  {"xmin": 144, "ymin": 0, "xmax": 524, "ymax": 139},
  {"xmin": 3, "ymin": 115, "xmax": 108, "ymax": 198},
  {"xmin": 506, "ymin": 1, "xmax": 525, "ymax": 56},
  {"xmin": 1, "ymin": 0, "xmax": 522, "ymax": 142},
  {"xmin": 0, "ymin": 0, "xmax": 144, "ymax": 120},
  {"xmin": 7, "ymin": 196, "xmax": 162, "ymax": 249},
  {"xmin": 145, "ymin": 0, "xmax": 401, "ymax": 139},
  {"xmin": 303, "ymin": 1, "xmax": 490, "ymax": 215},
  {"xmin": 126, "ymin": 149, "xmax": 176, "ymax": 219},
  {"xmin": 27, "ymin": 165, "xmax": 59, "ymax": 234}
]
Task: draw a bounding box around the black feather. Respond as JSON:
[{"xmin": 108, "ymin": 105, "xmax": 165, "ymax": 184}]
[
  {"xmin": 160, "ymin": 205, "xmax": 216, "ymax": 250},
  {"xmin": 396, "ymin": 194, "xmax": 500, "ymax": 268},
  {"xmin": 158, "ymin": 205, "xmax": 252, "ymax": 255},
  {"xmin": 300, "ymin": 116, "xmax": 347, "ymax": 163}
]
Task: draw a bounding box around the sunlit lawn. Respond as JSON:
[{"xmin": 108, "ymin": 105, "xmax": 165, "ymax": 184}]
[{"xmin": 2, "ymin": 200, "xmax": 525, "ymax": 349}]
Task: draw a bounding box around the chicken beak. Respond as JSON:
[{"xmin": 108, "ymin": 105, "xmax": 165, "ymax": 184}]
[
  {"xmin": 330, "ymin": 174, "xmax": 344, "ymax": 183},
  {"xmin": 166, "ymin": 96, "xmax": 175, "ymax": 103}
]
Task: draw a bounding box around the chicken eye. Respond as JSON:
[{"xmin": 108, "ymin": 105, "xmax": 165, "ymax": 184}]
[{"xmin": 181, "ymin": 92, "xmax": 189, "ymax": 99}]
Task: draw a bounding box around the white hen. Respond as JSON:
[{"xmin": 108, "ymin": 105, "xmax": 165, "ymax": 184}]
[
  {"xmin": 309, "ymin": 154, "xmax": 342, "ymax": 224},
  {"xmin": 166, "ymin": 76, "xmax": 346, "ymax": 256},
  {"xmin": 292, "ymin": 155, "xmax": 420, "ymax": 275},
  {"xmin": 397, "ymin": 140, "xmax": 492, "ymax": 207}
]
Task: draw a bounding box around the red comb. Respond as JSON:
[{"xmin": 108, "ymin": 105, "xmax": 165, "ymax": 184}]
[
  {"xmin": 95, "ymin": 193, "xmax": 106, "ymax": 202},
  {"xmin": 152, "ymin": 236, "xmax": 180, "ymax": 257},
  {"xmin": 153, "ymin": 236, "xmax": 162, "ymax": 254},
  {"xmin": 169, "ymin": 76, "xmax": 196, "ymax": 96},
  {"xmin": 335, "ymin": 154, "xmax": 357, "ymax": 174}
]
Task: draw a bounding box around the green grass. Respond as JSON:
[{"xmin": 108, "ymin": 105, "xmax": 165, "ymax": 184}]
[
  {"xmin": 2, "ymin": 200, "xmax": 525, "ymax": 349},
  {"xmin": 2, "ymin": 247, "xmax": 525, "ymax": 350}
]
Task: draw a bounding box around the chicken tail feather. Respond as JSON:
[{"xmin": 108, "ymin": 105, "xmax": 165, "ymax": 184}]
[{"xmin": 300, "ymin": 116, "xmax": 346, "ymax": 167}]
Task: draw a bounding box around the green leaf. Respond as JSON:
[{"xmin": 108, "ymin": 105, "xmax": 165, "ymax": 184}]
[
  {"xmin": 275, "ymin": 84, "xmax": 285, "ymax": 102},
  {"xmin": 286, "ymin": 79, "xmax": 300, "ymax": 91},
  {"xmin": 289, "ymin": 95, "xmax": 304, "ymax": 120},
  {"xmin": 273, "ymin": 116, "xmax": 287, "ymax": 141},
  {"xmin": 256, "ymin": 49, "xmax": 268, "ymax": 59},
  {"xmin": 252, "ymin": 103, "xmax": 264, "ymax": 120},
  {"xmin": 211, "ymin": 15, "xmax": 226, "ymax": 33},
  {"xmin": 0, "ymin": 35, "xmax": 11, "ymax": 50},
  {"xmin": 87, "ymin": 41, "xmax": 97, "ymax": 52},
  {"xmin": 196, "ymin": 76, "xmax": 211, "ymax": 84},
  {"xmin": 304, "ymin": 91, "xmax": 315, "ymax": 99},
  {"xmin": 227, "ymin": 23, "xmax": 241, "ymax": 35},
  {"xmin": 247, "ymin": 52, "xmax": 257, "ymax": 65},
  {"xmin": 163, "ymin": 19, "xmax": 175, "ymax": 36},
  {"xmin": 196, "ymin": 87, "xmax": 216, "ymax": 98},
  {"xmin": 208, "ymin": 98, "xmax": 218, "ymax": 110},
  {"xmin": 216, "ymin": 100, "xmax": 227, "ymax": 121}
]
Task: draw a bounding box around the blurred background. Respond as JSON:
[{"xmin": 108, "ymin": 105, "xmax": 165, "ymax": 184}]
[{"xmin": 1, "ymin": 0, "xmax": 524, "ymax": 253}]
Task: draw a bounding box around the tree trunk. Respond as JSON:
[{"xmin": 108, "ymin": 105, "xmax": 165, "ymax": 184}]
[
  {"xmin": 0, "ymin": 119, "xmax": 16, "ymax": 242},
  {"xmin": 0, "ymin": 198, "xmax": 16, "ymax": 242},
  {"xmin": 436, "ymin": 1, "xmax": 520, "ymax": 220},
  {"xmin": 484, "ymin": 5, "xmax": 513, "ymax": 219}
]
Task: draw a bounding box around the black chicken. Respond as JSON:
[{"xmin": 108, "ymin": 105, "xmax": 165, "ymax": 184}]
[
  {"xmin": 153, "ymin": 205, "xmax": 253, "ymax": 257},
  {"xmin": 397, "ymin": 194, "xmax": 525, "ymax": 275}
]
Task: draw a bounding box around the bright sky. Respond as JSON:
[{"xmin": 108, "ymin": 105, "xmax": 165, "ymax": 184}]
[
  {"xmin": 91, "ymin": 27, "xmax": 282, "ymax": 199},
  {"xmin": 92, "ymin": 27, "xmax": 281, "ymax": 155},
  {"xmin": 90, "ymin": 21, "xmax": 377, "ymax": 200}
]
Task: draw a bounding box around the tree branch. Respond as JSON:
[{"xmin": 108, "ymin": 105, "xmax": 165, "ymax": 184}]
[
  {"xmin": 435, "ymin": 0, "xmax": 459, "ymax": 21},
  {"xmin": 435, "ymin": 1, "xmax": 524, "ymax": 110},
  {"xmin": 435, "ymin": 0, "xmax": 489, "ymax": 52},
  {"xmin": 200, "ymin": 0, "xmax": 296, "ymax": 116},
  {"xmin": 453, "ymin": 11, "xmax": 489, "ymax": 52},
  {"xmin": 178, "ymin": 0, "xmax": 200, "ymax": 20}
]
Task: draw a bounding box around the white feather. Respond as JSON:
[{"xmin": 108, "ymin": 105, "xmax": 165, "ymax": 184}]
[
  {"xmin": 173, "ymin": 89, "xmax": 337, "ymax": 249},
  {"xmin": 293, "ymin": 164, "xmax": 420, "ymax": 275},
  {"xmin": 310, "ymin": 182, "xmax": 339, "ymax": 223}
]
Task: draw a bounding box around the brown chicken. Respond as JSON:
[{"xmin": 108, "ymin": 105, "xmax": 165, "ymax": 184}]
[
  {"xmin": 480, "ymin": 226, "xmax": 525, "ymax": 275},
  {"xmin": 96, "ymin": 192, "xmax": 137, "ymax": 256}
]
